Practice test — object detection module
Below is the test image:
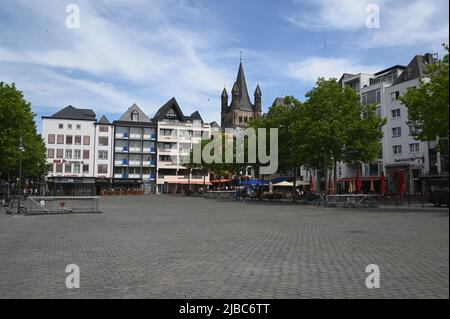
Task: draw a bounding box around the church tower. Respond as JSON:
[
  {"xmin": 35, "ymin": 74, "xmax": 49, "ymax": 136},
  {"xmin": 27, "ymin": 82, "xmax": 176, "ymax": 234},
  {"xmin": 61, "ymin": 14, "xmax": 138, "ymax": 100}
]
[{"xmin": 220, "ymin": 60, "xmax": 262, "ymax": 128}]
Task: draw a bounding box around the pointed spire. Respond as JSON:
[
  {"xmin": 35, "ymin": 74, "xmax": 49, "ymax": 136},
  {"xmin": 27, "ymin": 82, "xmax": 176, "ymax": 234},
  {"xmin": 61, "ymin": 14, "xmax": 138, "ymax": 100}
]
[
  {"xmin": 221, "ymin": 87, "xmax": 228, "ymax": 98},
  {"xmin": 254, "ymin": 84, "xmax": 262, "ymax": 97}
]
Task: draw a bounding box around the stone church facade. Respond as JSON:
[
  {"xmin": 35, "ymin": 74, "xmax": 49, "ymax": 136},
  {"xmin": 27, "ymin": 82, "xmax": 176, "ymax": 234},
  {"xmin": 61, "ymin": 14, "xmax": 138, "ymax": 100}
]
[{"xmin": 221, "ymin": 62, "xmax": 262, "ymax": 128}]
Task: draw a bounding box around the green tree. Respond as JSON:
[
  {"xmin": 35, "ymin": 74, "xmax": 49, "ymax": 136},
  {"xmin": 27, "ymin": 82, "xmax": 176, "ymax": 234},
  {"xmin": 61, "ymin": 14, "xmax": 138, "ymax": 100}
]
[
  {"xmin": 250, "ymin": 96, "xmax": 305, "ymax": 199},
  {"xmin": 401, "ymin": 44, "xmax": 449, "ymax": 155},
  {"xmin": 0, "ymin": 82, "xmax": 48, "ymax": 196},
  {"xmin": 301, "ymin": 78, "xmax": 386, "ymax": 187}
]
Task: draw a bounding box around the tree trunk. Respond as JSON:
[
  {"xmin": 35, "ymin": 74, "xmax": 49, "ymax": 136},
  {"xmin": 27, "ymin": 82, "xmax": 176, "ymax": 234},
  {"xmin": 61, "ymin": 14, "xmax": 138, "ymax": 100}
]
[
  {"xmin": 293, "ymin": 167, "xmax": 297, "ymax": 202},
  {"xmin": 7, "ymin": 172, "xmax": 10, "ymax": 199},
  {"xmin": 334, "ymin": 161, "xmax": 338, "ymax": 194}
]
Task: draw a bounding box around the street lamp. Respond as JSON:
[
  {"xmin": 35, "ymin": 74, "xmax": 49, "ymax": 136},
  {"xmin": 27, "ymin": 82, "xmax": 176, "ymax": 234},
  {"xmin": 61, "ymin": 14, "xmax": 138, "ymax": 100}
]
[{"xmin": 17, "ymin": 136, "xmax": 25, "ymax": 214}]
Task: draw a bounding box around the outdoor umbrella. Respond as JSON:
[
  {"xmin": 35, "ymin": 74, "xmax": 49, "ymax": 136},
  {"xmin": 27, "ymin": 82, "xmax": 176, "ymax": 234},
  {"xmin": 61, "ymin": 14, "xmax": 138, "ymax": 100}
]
[
  {"xmin": 356, "ymin": 171, "xmax": 362, "ymax": 194},
  {"xmin": 348, "ymin": 181, "xmax": 354, "ymax": 193},
  {"xmin": 370, "ymin": 180, "xmax": 375, "ymax": 193},
  {"xmin": 327, "ymin": 174, "xmax": 334, "ymax": 194},
  {"xmin": 309, "ymin": 175, "xmax": 314, "ymax": 193},
  {"xmin": 380, "ymin": 171, "xmax": 387, "ymax": 195},
  {"xmin": 273, "ymin": 181, "xmax": 294, "ymax": 187},
  {"xmin": 398, "ymin": 170, "xmax": 406, "ymax": 199}
]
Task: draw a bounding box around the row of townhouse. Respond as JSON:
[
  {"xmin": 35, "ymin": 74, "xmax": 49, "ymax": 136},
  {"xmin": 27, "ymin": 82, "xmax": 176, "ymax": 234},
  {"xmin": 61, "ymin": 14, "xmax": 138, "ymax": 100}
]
[
  {"xmin": 336, "ymin": 52, "xmax": 448, "ymax": 194},
  {"xmin": 42, "ymin": 98, "xmax": 214, "ymax": 196}
]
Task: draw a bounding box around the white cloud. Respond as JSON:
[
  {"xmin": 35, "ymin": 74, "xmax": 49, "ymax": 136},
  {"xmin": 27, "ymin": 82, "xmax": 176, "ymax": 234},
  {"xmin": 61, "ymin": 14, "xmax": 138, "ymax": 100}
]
[
  {"xmin": 287, "ymin": 57, "xmax": 382, "ymax": 83},
  {"xmin": 287, "ymin": 0, "xmax": 376, "ymax": 31},
  {"xmin": 287, "ymin": 0, "xmax": 449, "ymax": 48},
  {"xmin": 0, "ymin": 0, "xmax": 231, "ymax": 123}
]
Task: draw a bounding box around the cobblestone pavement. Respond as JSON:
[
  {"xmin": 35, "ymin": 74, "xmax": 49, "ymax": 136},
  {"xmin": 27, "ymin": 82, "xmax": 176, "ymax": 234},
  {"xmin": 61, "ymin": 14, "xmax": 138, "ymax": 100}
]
[{"xmin": 0, "ymin": 196, "xmax": 448, "ymax": 299}]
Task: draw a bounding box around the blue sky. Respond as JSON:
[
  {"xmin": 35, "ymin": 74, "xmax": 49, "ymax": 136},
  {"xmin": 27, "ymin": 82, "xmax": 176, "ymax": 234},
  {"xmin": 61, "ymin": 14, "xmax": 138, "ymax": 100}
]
[{"xmin": 0, "ymin": 0, "xmax": 448, "ymax": 132}]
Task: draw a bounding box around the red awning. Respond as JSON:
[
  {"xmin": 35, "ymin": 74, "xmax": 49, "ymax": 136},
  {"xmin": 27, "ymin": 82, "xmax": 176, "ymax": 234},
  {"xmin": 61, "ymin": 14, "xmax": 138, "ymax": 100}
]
[{"xmin": 337, "ymin": 176, "xmax": 381, "ymax": 183}]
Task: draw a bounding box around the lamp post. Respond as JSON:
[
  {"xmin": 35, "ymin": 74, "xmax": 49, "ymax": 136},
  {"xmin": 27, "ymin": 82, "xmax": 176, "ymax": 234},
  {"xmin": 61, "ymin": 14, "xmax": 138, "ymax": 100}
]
[{"xmin": 17, "ymin": 136, "xmax": 25, "ymax": 214}]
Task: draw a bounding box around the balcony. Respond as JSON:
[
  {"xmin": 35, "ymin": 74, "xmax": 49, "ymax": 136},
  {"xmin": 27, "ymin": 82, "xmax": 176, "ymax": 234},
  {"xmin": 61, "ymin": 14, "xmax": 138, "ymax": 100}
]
[
  {"xmin": 143, "ymin": 160, "xmax": 156, "ymax": 167},
  {"xmin": 143, "ymin": 147, "xmax": 156, "ymax": 153},
  {"xmin": 143, "ymin": 133, "xmax": 157, "ymax": 140},
  {"xmin": 128, "ymin": 174, "xmax": 141, "ymax": 179},
  {"xmin": 115, "ymin": 132, "xmax": 129, "ymax": 139},
  {"xmin": 114, "ymin": 173, "xmax": 128, "ymax": 179},
  {"xmin": 115, "ymin": 146, "xmax": 129, "ymax": 153},
  {"xmin": 115, "ymin": 146, "xmax": 128, "ymax": 153},
  {"xmin": 158, "ymin": 161, "xmax": 178, "ymax": 168},
  {"xmin": 143, "ymin": 173, "xmax": 156, "ymax": 181},
  {"xmin": 129, "ymin": 147, "xmax": 142, "ymax": 153},
  {"xmin": 158, "ymin": 134, "xmax": 178, "ymax": 142},
  {"xmin": 128, "ymin": 160, "xmax": 142, "ymax": 167},
  {"xmin": 114, "ymin": 159, "xmax": 128, "ymax": 166},
  {"xmin": 129, "ymin": 134, "xmax": 142, "ymax": 140},
  {"xmin": 159, "ymin": 148, "xmax": 177, "ymax": 155}
]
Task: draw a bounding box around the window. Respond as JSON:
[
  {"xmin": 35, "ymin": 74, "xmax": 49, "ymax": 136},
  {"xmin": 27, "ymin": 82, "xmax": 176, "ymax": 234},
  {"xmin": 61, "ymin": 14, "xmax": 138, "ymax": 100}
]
[
  {"xmin": 409, "ymin": 143, "xmax": 420, "ymax": 153},
  {"xmin": 47, "ymin": 148, "xmax": 54, "ymax": 158},
  {"xmin": 393, "ymin": 145, "xmax": 402, "ymax": 155},
  {"xmin": 56, "ymin": 149, "xmax": 64, "ymax": 158},
  {"xmin": 239, "ymin": 116, "xmax": 243, "ymax": 123},
  {"xmin": 391, "ymin": 91, "xmax": 400, "ymax": 101},
  {"xmin": 65, "ymin": 135, "xmax": 73, "ymax": 145},
  {"xmin": 392, "ymin": 127, "xmax": 401, "ymax": 137},
  {"xmin": 362, "ymin": 89, "xmax": 381, "ymax": 105},
  {"xmin": 57, "ymin": 134, "xmax": 64, "ymax": 144},
  {"xmin": 82, "ymin": 164, "xmax": 89, "ymax": 174},
  {"xmin": 99, "ymin": 125, "xmax": 109, "ymax": 132},
  {"xmin": 98, "ymin": 150, "xmax": 108, "ymax": 160},
  {"xmin": 58, "ymin": 123, "xmax": 64, "ymax": 129},
  {"xmin": 76, "ymin": 124, "xmax": 81, "ymax": 130},
  {"xmin": 83, "ymin": 150, "xmax": 90, "ymax": 159},
  {"xmin": 83, "ymin": 136, "xmax": 90, "ymax": 145},
  {"xmin": 98, "ymin": 136, "xmax": 109, "ymax": 146},
  {"xmin": 131, "ymin": 111, "xmax": 139, "ymax": 121},
  {"xmin": 68, "ymin": 124, "xmax": 72, "ymax": 130},
  {"xmin": 409, "ymin": 124, "xmax": 418, "ymax": 134},
  {"xmin": 98, "ymin": 164, "xmax": 108, "ymax": 174},
  {"xmin": 74, "ymin": 149, "xmax": 81, "ymax": 159},
  {"xmin": 55, "ymin": 163, "xmax": 63, "ymax": 173},
  {"xmin": 73, "ymin": 163, "xmax": 80, "ymax": 174},
  {"xmin": 65, "ymin": 149, "xmax": 72, "ymax": 159},
  {"xmin": 74, "ymin": 135, "xmax": 81, "ymax": 145},
  {"xmin": 391, "ymin": 109, "xmax": 401, "ymax": 118},
  {"xmin": 64, "ymin": 163, "xmax": 71, "ymax": 173},
  {"xmin": 48, "ymin": 134, "xmax": 55, "ymax": 144}
]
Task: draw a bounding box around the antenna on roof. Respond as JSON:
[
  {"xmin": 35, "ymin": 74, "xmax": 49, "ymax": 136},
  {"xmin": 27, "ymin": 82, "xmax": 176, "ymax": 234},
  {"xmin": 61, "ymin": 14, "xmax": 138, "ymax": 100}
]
[{"xmin": 240, "ymin": 50, "xmax": 242, "ymax": 63}]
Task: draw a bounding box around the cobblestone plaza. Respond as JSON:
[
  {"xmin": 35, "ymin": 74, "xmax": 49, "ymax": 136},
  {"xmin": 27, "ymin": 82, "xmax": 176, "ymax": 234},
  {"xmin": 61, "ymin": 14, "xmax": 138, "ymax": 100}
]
[{"xmin": 0, "ymin": 196, "xmax": 448, "ymax": 299}]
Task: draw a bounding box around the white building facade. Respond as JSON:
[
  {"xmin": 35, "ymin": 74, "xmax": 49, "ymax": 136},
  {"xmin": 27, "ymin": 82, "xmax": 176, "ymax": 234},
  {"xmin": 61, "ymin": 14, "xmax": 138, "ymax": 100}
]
[
  {"xmin": 153, "ymin": 98, "xmax": 211, "ymax": 194},
  {"xmin": 42, "ymin": 106, "xmax": 114, "ymax": 195},
  {"xmin": 338, "ymin": 53, "xmax": 440, "ymax": 194}
]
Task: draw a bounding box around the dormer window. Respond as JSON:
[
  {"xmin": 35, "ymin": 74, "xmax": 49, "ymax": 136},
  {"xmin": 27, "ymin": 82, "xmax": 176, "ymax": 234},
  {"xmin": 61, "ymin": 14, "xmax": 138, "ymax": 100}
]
[{"xmin": 131, "ymin": 110, "xmax": 139, "ymax": 122}]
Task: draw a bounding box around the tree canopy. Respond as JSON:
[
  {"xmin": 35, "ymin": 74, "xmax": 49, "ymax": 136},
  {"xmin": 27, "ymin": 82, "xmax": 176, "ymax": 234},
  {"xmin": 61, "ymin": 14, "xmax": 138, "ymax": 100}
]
[
  {"xmin": 401, "ymin": 43, "xmax": 449, "ymax": 154},
  {"xmin": 0, "ymin": 82, "xmax": 48, "ymax": 185}
]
